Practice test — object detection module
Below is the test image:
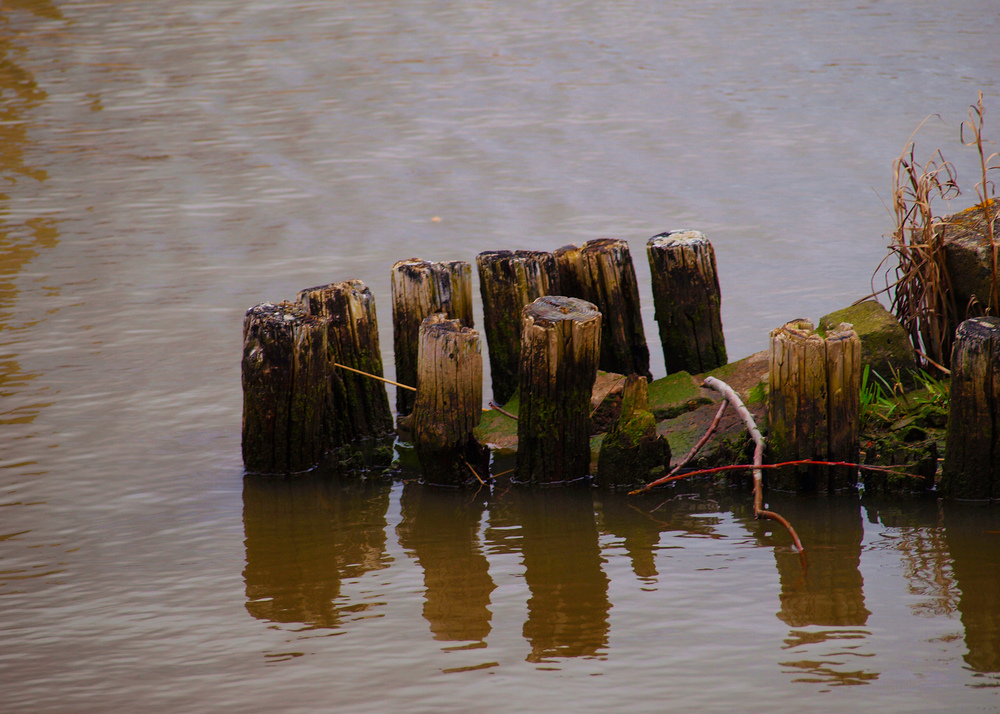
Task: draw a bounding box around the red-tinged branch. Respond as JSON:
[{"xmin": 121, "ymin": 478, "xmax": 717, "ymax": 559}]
[
  {"xmin": 665, "ymin": 399, "xmax": 728, "ymax": 477},
  {"xmin": 636, "ymin": 377, "xmax": 808, "ymax": 554},
  {"xmin": 757, "ymin": 509, "xmax": 805, "ymax": 553},
  {"xmin": 629, "ymin": 459, "xmax": 924, "ymax": 494}
]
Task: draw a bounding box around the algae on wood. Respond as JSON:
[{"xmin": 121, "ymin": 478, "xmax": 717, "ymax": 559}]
[
  {"xmin": 516, "ymin": 296, "xmax": 602, "ymax": 485},
  {"xmin": 596, "ymin": 375, "xmax": 671, "ymax": 488}
]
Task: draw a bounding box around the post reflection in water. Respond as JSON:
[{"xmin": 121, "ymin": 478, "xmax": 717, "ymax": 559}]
[
  {"xmin": 242, "ymin": 475, "xmax": 391, "ymax": 629},
  {"xmin": 597, "ymin": 491, "xmax": 726, "ymax": 584},
  {"xmin": 943, "ymin": 503, "xmax": 1000, "ymax": 677},
  {"xmin": 505, "ymin": 487, "xmax": 610, "ymax": 664},
  {"xmin": 396, "ymin": 483, "xmax": 495, "ymax": 645},
  {"xmin": 762, "ymin": 495, "xmax": 875, "ymax": 687}
]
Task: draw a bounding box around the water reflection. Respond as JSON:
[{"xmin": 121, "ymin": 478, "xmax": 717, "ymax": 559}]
[
  {"xmin": 242, "ymin": 475, "xmax": 391, "ymax": 629},
  {"xmin": 0, "ymin": 4, "xmax": 59, "ymax": 431},
  {"xmin": 943, "ymin": 503, "xmax": 1000, "ymax": 676},
  {"xmin": 866, "ymin": 499, "xmax": 960, "ymax": 619},
  {"xmin": 597, "ymin": 491, "xmax": 726, "ymax": 583},
  {"xmin": 396, "ymin": 483, "xmax": 494, "ymax": 644},
  {"xmin": 506, "ymin": 487, "xmax": 610, "ymax": 664},
  {"xmin": 762, "ymin": 495, "xmax": 876, "ymax": 687}
]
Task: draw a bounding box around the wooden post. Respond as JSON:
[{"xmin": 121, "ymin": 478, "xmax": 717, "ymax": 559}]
[
  {"xmin": 595, "ymin": 374, "xmax": 671, "ymax": 488},
  {"xmin": 476, "ymin": 250, "xmax": 559, "ymax": 405},
  {"xmin": 412, "ymin": 314, "xmax": 489, "ymax": 486},
  {"xmin": 553, "ymin": 244, "xmax": 586, "ymax": 299},
  {"xmin": 516, "ymin": 296, "xmax": 602, "ymax": 485},
  {"xmin": 297, "ymin": 280, "xmax": 394, "ymax": 453},
  {"xmin": 768, "ymin": 319, "xmax": 861, "ymax": 493},
  {"xmin": 242, "ymin": 301, "xmax": 327, "ymax": 475},
  {"xmin": 554, "ymin": 238, "xmax": 651, "ymax": 379},
  {"xmin": 942, "ymin": 317, "xmax": 1000, "ymax": 499},
  {"xmin": 646, "ymin": 230, "xmax": 727, "ymax": 374},
  {"xmin": 391, "ymin": 259, "xmax": 474, "ymax": 417}
]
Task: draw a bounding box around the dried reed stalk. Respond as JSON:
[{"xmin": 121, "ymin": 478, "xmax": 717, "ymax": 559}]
[
  {"xmin": 874, "ymin": 122, "xmax": 960, "ymax": 371},
  {"xmin": 870, "ymin": 94, "xmax": 999, "ymax": 372},
  {"xmin": 960, "ymin": 91, "xmax": 1000, "ymax": 313}
]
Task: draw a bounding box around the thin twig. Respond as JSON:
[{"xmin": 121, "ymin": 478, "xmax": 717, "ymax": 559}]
[
  {"xmin": 461, "ymin": 454, "xmax": 486, "ymax": 485},
  {"xmin": 488, "ymin": 401, "xmax": 518, "ymax": 420},
  {"xmin": 333, "ymin": 362, "xmax": 416, "ymax": 391},
  {"xmin": 629, "ymin": 459, "xmax": 926, "ymax": 493},
  {"xmin": 590, "ymin": 374, "xmax": 627, "ymax": 418},
  {"xmin": 912, "ymin": 349, "xmax": 951, "ymax": 375}
]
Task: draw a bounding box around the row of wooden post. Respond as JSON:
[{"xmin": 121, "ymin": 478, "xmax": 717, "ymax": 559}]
[
  {"xmin": 242, "ymin": 232, "xmax": 727, "ymax": 482},
  {"xmin": 241, "ymin": 282, "xmax": 395, "ymax": 475},
  {"xmin": 242, "ymin": 235, "xmax": 1000, "ymax": 499}
]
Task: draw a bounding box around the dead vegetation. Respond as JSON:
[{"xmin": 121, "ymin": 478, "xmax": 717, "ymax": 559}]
[{"xmin": 871, "ymin": 92, "xmax": 999, "ymax": 373}]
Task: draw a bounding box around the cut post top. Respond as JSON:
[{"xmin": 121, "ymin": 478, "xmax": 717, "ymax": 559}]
[
  {"xmin": 523, "ymin": 295, "xmax": 601, "ymax": 325},
  {"xmin": 648, "ymin": 229, "xmax": 709, "ymax": 248}
]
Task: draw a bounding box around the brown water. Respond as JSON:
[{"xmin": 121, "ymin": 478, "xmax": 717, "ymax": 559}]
[{"xmin": 2, "ymin": 1, "xmax": 999, "ymax": 711}]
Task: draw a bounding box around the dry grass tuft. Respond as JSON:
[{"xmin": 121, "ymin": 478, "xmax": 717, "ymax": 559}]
[{"xmin": 871, "ymin": 93, "xmax": 998, "ymax": 373}]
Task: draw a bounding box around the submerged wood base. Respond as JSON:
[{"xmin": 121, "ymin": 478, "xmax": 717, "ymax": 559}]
[
  {"xmin": 596, "ymin": 375, "xmax": 671, "ymax": 488},
  {"xmin": 516, "ymin": 296, "xmax": 602, "ymax": 485},
  {"xmin": 241, "ymin": 302, "xmax": 327, "ymax": 475},
  {"xmin": 767, "ymin": 319, "xmax": 860, "ymax": 494},
  {"xmin": 942, "ymin": 316, "xmax": 1000, "ymax": 499},
  {"xmin": 413, "ymin": 315, "xmax": 489, "ymax": 486}
]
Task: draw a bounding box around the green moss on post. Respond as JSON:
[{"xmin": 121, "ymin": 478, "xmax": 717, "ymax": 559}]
[
  {"xmin": 596, "ymin": 374, "xmax": 671, "ymax": 488},
  {"xmin": 516, "ymin": 296, "xmax": 602, "ymax": 485},
  {"xmin": 476, "ymin": 250, "xmax": 559, "ymax": 405}
]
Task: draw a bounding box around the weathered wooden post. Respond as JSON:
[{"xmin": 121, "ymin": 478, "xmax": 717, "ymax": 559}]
[
  {"xmin": 941, "ymin": 316, "xmax": 1000, "ymax": 500},
  {"xmin": 646, "ymin": 230, "xmax": 727, "ymax": 374},
  {"xmin": 297, "ymin": 280, "xmax": 394, "ymax": 457},
  {"xmin": 768, "ymin": 319, "xmax": 861, "ymax": 493},
  {"xmin": 412, "ymin": 314, "xmax": 490, "ymax": 486},
  {"xmin": 242, "ymin": 301, "xmax": 327, "ymax": 475},
  {"xmin": 595, "ymin": 374, "xmax": 671, "ymax": 488},
  {"xmin": 553, "ymin": 244, "xmax": 586, "ymax": 299},
  {"xmin": 553, "ymin": 238, "xmax": 651, "ymax": 379},
  {"xmin": 516, "ymin": 296, "xmax": 602, "ymax": 485},
  {"xmin": 391, "ymin": 259, "xmax": 474, "ymax": 417},
  {"xmin": 476, "ymin": 250, "xmax": 559, "ymax": 405}
]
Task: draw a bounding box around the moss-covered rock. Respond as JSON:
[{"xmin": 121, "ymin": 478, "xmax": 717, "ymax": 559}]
[
  {"xmin": 646, "ymin": 370, "xmax": 711, "ymax": 420},
  {"xmin": 596, "ymin": 409, "xmax": 671, "ymax": 489},
  {"xmin": 819, "ymin": 300, "xmax": 917, "ymax": 384},
  {"xmin": 861, "ymin": 430, "xmax": 936, "ymax": 497}
]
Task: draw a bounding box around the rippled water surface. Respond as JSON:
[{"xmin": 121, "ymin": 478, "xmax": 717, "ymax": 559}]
[{"xmin": 2, "ymin": 1, "xmax": 999, "ymax": 711}]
